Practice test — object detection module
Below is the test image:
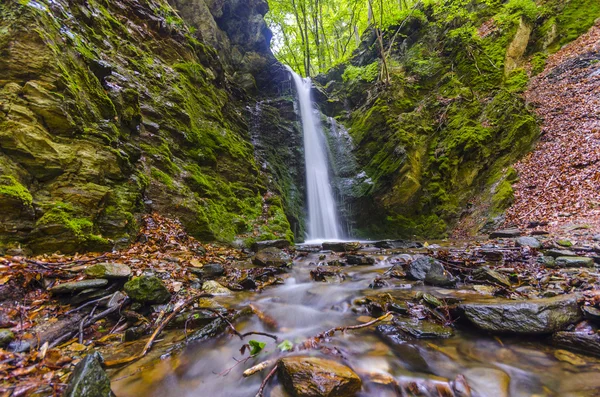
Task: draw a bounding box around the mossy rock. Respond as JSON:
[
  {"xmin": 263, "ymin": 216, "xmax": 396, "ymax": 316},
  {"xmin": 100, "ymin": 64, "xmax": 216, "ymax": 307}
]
[{"xmin": 124, "ymin": 276, "xmax": 171, "ymax": 304}]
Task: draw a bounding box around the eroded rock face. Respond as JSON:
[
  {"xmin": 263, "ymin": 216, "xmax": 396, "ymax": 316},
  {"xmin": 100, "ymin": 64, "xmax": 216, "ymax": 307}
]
[
  {"xmin": 459, "ymin": 294, "xmax": 581, "ymax": 334},
  {"xmin": 278, "ymin": 356, "xmax": 362, "ymax": 397}
]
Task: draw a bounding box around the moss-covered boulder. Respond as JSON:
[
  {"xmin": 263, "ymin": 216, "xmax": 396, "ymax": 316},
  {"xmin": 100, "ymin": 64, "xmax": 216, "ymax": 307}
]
[
  {"xmin": 124, "ymin": 276, "xmax": 171, "ymax": 304},
  {"xmin": 85, "ymin": 263, "xmax": 131, "ymax": 279}
]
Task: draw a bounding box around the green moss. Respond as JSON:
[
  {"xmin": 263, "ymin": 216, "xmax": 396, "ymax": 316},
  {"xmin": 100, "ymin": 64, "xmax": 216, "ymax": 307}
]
[
  {"xmin": 0, "ymin": 176, "xmax": 33, "ymax": 207},
  {"xmin": 490, "ymin": 179, "xmax": 514, "ymax": 216},
  {"xmin": 342, "ymin": 61, "xmax": 380, "ymax": 83},
  {"xmin": 151, "ymin": 167, "xmax": 175, "ymax": 189},
  {"xmin": 531, "ymin": 53, "xmax": 548, "ymax": 75},
  {"xmin": 504, "ymin": 68, "xmax": 529, "ymax": 93}
]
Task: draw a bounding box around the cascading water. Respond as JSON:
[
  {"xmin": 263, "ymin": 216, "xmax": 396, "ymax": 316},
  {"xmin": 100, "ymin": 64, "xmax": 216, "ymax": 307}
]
[{"xmin": 286, "ymin": 66, "xmax": 342, "ymax": 241}]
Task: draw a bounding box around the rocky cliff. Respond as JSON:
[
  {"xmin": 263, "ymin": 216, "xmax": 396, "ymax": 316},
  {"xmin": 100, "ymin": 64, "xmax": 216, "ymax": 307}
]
[
  {"xmin": 315, "ymin": 0, "xmax": 600, "ymax": 239},
  {"xmin": 0, "ymin": 0, "xmax": 292, "ymax": 254}
]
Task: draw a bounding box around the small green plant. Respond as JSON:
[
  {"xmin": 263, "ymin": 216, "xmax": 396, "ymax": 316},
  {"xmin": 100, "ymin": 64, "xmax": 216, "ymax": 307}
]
[{"xmin": 342, "ymin": 61, "xmax": 380, "ymax": 83}]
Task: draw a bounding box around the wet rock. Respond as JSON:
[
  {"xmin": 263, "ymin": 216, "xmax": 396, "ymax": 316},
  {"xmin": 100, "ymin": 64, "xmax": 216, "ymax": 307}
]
[
  {"xmin": 490, "ymin": 228, "xmax": 521, "ymax": 238},
  {"xmin": 463, "ymin": 367, "xmax": 510, "ymax": 397},
  {"xmin": 322, "ymin": 242, "xmax": 362, "ymax": 252},
  {"xmin": 459, "ymin": 294, "xmax": 581, "ymax": 334},
  {"xmin": 252, "ymin": 247, "xmax": 291, "ymax": 267},
  {"xmin": 556, "ymin": 239, "xmax": 573, "ymax": 247},
  {"xmin": 393, "ymin": 319, "xmax": 454, "ymax": 339},
  {"xmin": 124, "ymin": 276, "xmax": 171, "ymax": 304},
  {"xmin": 0, "ymin": 329, "xmax": 15, "ymax": 347},
  {"xmin": 50, "ymin": 279, "xmax": 108, "ymax": 294},
  {"xmin": 480, "ymin": 249, "xmax": 504, "ymax": 262},
  {"xmin": 7, "ymin": 340, "xmax": 31, "ymax": 353},
  {"xmin": 374, "ymin": 240, "xmax": 422, "ymax": 249},
  {"xmin": 278, "ymin": 356, "xmax": 362, "ymax": 397},
  {"xmin": 85, "ymin": 263, "xmax": 131, "ymax": 279},
  {"xmin": 472, "ymin": 267, "xmax": 511, "ymax": 288},
  {"xmin": 537, "ymin": 256, "xmax": 556, "ymax": 268},
  {"xmin": 407, "ymin": 256, "xmax": 433, "ymax": 280},
  {"xmin": 64, "ymin": 352, "xmax": 114, "ymax": 397},
  {"xmin": 345, "ymin": 255, "xmax": 375, "ymax": 266},
  {"xmin": 552, "ymin": 330, "xmax": 600, "ymax": 357},
  {"xmin": 555, "ymin": 256, "xmax": 594, "ymax": 268},
  {"xmin": 190, "ymin": 263, "xmax": 225, "ymax": 279},
  {"xmin": 582, "ymin": 306, "xmax": 600, "ymax": 324},
  {"xmin": 546, "ymin": 249, "xmax": 576, "ymax": 258},
  {"xmin": 251, "ymin": 239, "xmax": 290, "ymax": 252},
  {"xmin": 202, "ymin": 280, "xmax": 231, "ymax": 295},
  {"xmin": 516, "ymin": 236, "xmax": 541, "ymax": 249},
  {"xmin": 408, "ymin": 256, "xmax": 456, "ymax": 287}
]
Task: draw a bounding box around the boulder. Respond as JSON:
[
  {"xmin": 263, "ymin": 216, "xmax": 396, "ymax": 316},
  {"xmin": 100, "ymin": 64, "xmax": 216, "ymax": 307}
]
[
  {"xmin": 407, "ymin": 256, "xmax": 433, "ymax": 281},
  {"xmin": 0, "ymin": 329, "xmax": 15, "ymax": 347},
  {"xmin": 251, "ymin": 239, "xmax": 290, "ymax": 252},
  {"xmin": 393, "ymin": 319, "xmax": 454, "ymax": 339},
  {"xmin": 489, "ymin": 228, "xmax": 521, "ymax": 238},
  {"xmin": 515, "ymin": 236, "xmax": 541, "ymax": 249},
  {"xmin": 189, "ymin": 263, "xmax": 225, "ymax": 279},
  {"xmin": 202, "ymin": 280, "xmax": 231, "ymax": 295},
  {"xmin": 472, "ymin": 267, "xmax": 511, "ymax": 288},
  {"xmin": 322, "ymin": 242, "xmax": 362, "ymax": 252},
  {"xmin": 64, "ymin": 352, "xmax": 114, "ymax": 397},
  {"xmin": 50, "ymin": 279, "xmax": 108, "ymax": 294},
  {"xmin": 345, "ymin": 255, "xmax": 375, "ymax": 266},
  {"xmin": 459, "ymin": 294, "xmax": 581, "ymax": 334},
  {"xmin": 555, "ymin": 256, "xmax": 594, "ymax": 268},
  {"xmin": 124, "ymin": 276, "xmax": 171, "ymax": 304},
  {"xmin": 407, "ymin": 256, "xmax": 456, "ymax": 287},
  {"xmin": 278, "ymin": 356, "xmax": 362, "ymax": 397},
  {"xmin": 374, "ymin": 240, "xmax": 422, "ymax": 249},
  {"xmin": 252, "ymin": 247, "xmax": 291, "ymax": 267},
  {"xmin": 85, "ymin": 263, "xmax": 131, "ymax": 279},
  {"xmin": 552, "ymin": 330, "xmax": 600, "ymax": 357}
]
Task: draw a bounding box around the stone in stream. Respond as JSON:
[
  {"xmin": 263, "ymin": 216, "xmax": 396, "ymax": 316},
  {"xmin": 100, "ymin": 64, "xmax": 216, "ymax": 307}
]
[
  {"xmin": 515, "ymin": 236, "xmax": 541, "ymax": 249},
  {"xmin": 123, "ymin": 276, "xmax": 171, "ymax": 304},
  {"xmin": 278, "ymin": 356, "xmax": 362, "ymax": 397},
  {"xmin": 251, "ymin": 239, "xmax": 290, "ymax": 252},
  {"xmin": 84, "ymin": 263, "xmax": 131, "ymax": 279},
  {"xmin": 393, "ymin": 319, "xmax": 454, "ymax": 339},
  {"xmin": 555, "ymin": 256, "xmax": 594, "ymax": 268},
  {"xmin": 322, "ymin": 242, "xmax": 362, "ymax": 252},
  {"xmin": 489, "ymin": 228, "xmax": 521, "ymax": 238},
  {"xmin": 252, "ymin": 247, "xmax": 291, "ymax": 267},
  {"xmin": 458, "ymin": 294, "xmax": 581, "ymax": 334},
  {"xmin": 552, "ymin": 330, "xmax": 600, "ymax": 357},
  {"xmin": 374, "ymin": 240, "xmax": 422, "ymax": 249},
  {"xmin": 0, "ymin": 329, "xmax": 15, "ymax": 347},
  {"xmin": 423, "ymin": 259, "xmax": 456, "ymax": 287},
  {"xmin": 472, "ymin": 266, "xmax": 511, "ymax": 288},
  {"xmin": 64, "ymin": 352, "xmax": 114, "ymax": 397},
  {"xmin": 50, "ymin": 279, "xmax": 108, "ymax": 294},
  {"xmin": 202, "ymin": 280, "xmax": 231, "ymax": 295},
  {"xmin": 463, "ymin": 367, "xmax": 510, "ymax": 397},
  {"xmin": 189, "ymin": 263, "xmax": 225, "ymax": 279},
  {"xmin": 345, "ymin": 255, "xmax": 375, "ymax": 266}
]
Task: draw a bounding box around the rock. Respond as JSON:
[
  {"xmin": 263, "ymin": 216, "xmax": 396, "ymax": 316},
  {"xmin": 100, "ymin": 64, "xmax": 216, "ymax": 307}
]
[
  {"xmin": 593, "ymin": 235, "xmax": 600, "ymax": 242},
  {"xmin": 459, "ymin": 294, "xmax": 581, "ymax": 334},
  {"xmin": 489, "ymin": 228, "xmax": 521, "ymax": 238},
  {"xmin": 463, "ymin": 367, "xmax": 510, "ymax": 397},
  {"xmin": 546, "ymin": 249, "xmax": 576, "ymax": 258},
  {"xmin": 582, "ymin": 306, "xmax": 600, "ymax": 324},
  {"xmin": 408, "ymin": 256, "xmax": 455, "ymax": 287},
  {"xmin": 557, "ymin": 239, "xmax": 573, "ymax": 247},
  {"xmin": 50, "ymin": 279, "xmax": 108, "ymax": 294},
  {"xmin": 537, "ymin": 256, "xmax": 556, "ymax": 268},
  {"xmin": 555, "ymin": 256, "xmax": 594, "ymax": 268},
  {"xmin": 345, "ymin": 255, "xmax": 375, "ymax": 266},
  {"xmin": 480, "ymin": 249, "xmax": 504, "ymax": 262},
  {"xmin": 472, "ymin": 267, "xmax": 511, "ymax": 288},
  {"xmin": 552, "ymin": 331, "xmax": 600, "ymax": 357},
  {"xmin": 0, "ymin": 329, "xmax": 15, "ymax": 347},
  {"xmin": 124, "ymin": 276, "xmax": 171, "ymax": 304},
  {"xmin": 106, "ymin": 291, "xmax": 127, "ymax": 308},
  {"xmin": 393, "ymin": 319, "xmax": 454, "ymax": 339},
  {"xmin": 190, "ymin": 263, "xmax": 225, "ymax": 279},
  {"xmin": 85, "ymin": 263, "xmax": 131, "ymax": 279},
  {"xmin": 515, "ymin": 236, "xmax": 541, "ymax": 249},
  {"xmin": 64, "ymin": 352, "xmax": 114, "ymax": 397},
  {"xmin": 7, "ymin": 340, "xmax": 31, "ymax": 353},
  {"xmin": 202, "ymin": 280, "xmax": 231, "ymax": 295},
  {"xmin": 251, "ymin": 239, "xmax": 290, "ymax": 252},
  {"xmin": 374, "ymin": 240, "xmax": 422, "ymax": 249},
  {"xmin": 252, "ymin": 247, "xmax": 291, "ymax": 267},
  {"xmin": 322, "ymin": 242, "xmax": 362, "ymax": 252},
  {"xmin": 278, "ymin": 356, "xmax": 362, "ymax": 397}
]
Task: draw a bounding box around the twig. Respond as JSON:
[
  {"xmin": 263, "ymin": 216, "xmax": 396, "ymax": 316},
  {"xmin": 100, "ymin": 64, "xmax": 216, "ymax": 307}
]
[
  {"xmin": 25, "ymin": 254, "xmax": 108, "ymax": 268},
  {"xmin": 203, "ymin": 308, "xmax": 279, "ymax": 342},
  {"xmin": 255, "ymin": 363, "xmax": 279, "ymax": 397},
  {"xmin": 65, "ymin": 295, "xmax": 111, "ymax": 315},
  {"xmin": 103, "ymin": 293, "xmax": 210, "ymax": 368},
  {"xmin": 243, "ymin": 359, "xmax": 277, "ymax": 378}
]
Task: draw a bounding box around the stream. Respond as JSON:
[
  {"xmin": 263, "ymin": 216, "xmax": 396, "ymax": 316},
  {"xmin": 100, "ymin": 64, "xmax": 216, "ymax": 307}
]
[{"xmin": 109, "ymin": 243, "xmax": 600, "ymax": 397}]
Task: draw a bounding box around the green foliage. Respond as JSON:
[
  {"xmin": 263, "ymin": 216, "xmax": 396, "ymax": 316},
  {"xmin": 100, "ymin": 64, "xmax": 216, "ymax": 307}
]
[
  {"xmin": 0, "ymin": 176, "xmax": 33, "ymax": 207},
  {"xmin": 277, "ymin": 340, "xmax": 294, "ymax": 352},
  {"xmin": 248, "ymin": 340, "xmax": 266, "ymax": 355},
  {"xmin": 502, "ymin": 0, "xmax": 538, "ymax": 22},
  {"xmin": 342, "ymin": 61, "xmax": 380, "ymax": 82},
  {"xmin": 530, "ymin": 53, "xmax": 548, "ymax": 75}
]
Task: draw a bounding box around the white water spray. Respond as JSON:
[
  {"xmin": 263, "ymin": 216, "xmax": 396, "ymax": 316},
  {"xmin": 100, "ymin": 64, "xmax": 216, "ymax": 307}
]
[{"xmin": 286, "ymin": 66, "xmax": 342, "ymax": 241}]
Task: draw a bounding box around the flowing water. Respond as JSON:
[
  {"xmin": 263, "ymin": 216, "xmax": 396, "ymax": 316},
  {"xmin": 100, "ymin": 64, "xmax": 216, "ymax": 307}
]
[
  {"xmin": 109, "ymin": 245, "xmax": 600, "ymax": 397},
  {"xmin": 286, "ymin": 66, "xmax": 342, "ymax": 242}
]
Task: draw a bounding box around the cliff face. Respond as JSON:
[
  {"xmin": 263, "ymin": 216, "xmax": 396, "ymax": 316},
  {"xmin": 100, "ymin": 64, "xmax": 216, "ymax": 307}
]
[
  {"xmin": 0, "ymin": 0, "xmax": 291, "ymax": 254},
  {"xmin": 315, "ymin": 0, "xmax": 600, "ymax": 239}
]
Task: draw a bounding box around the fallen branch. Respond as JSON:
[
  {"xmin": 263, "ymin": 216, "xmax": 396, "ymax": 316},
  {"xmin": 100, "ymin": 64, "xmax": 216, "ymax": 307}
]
[
  {"xmin": 203, "ymin": 308, "xmax": 279, "ymax": 342},
  {"xmin": 104, "ymin": 293, "xmax": 210, "ymax": 367},
  {"xmin": 25, "ymin": 254, "xmax": 108, "ymax": 269},
  {"xmin": 255, "ymin": 363, "xmax": 279, "ymax": 397},
  {"xmin": 243, "ymin": 359, "xmax": 277, "ymax": 378}
]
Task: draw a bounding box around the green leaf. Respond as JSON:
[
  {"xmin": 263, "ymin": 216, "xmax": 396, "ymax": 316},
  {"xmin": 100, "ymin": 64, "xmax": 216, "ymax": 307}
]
[
  {"xmin": 277, "ymin": 340, "xmax": 293, "ymax": 352},
  {"xmin": 249, "ymin": 340, "xmax": 266, "ymax": 355}
]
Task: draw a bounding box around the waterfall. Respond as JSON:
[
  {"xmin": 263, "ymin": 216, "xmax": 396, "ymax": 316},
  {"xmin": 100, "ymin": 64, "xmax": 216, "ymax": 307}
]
[{"xmin": 286, "ymin": 66, "xmax": 342, "ymax": 241}]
